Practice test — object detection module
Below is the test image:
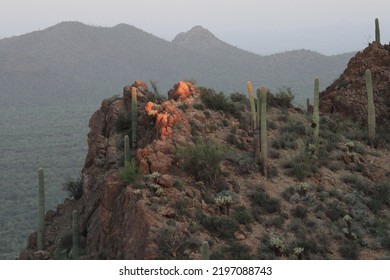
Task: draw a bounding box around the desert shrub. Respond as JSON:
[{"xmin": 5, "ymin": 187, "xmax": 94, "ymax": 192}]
[
  {"xmin": 282, "ymin": 186, "xmax": 296, "ymax": 201},
  {"xmin": 157, "ymin": 225, "xmax": 191, "ymax": 259},
  {"xmin": 226, "ymin": 134, "xmax": 244, "ymax": 149},
  {"xmin": 200, "ymin": 215, "xmax": 239, "ymax": 239},
  {"xmin": 177, "ymin": 138, "xmax": 225, "ymax": 186},
  {"xmin": 339, "ymin": 241, "xmax": 359, "ymax": 259},
  {"xmin": 173, "ymin": 199, "xmax": 191, "ymax": 218},
  {"xmin": 283, "ymin": 151, "xmax": 316, "ymax": 181},
  {"xmin": 325, "ymin": 200, "xmax": 346, "ymax": 222},
  {"xmin": 264, "ymin": 216, "xmax": 286, "ymax": 229},
  {"xmin": 210, "ymin": 242, "xmax": 253, "ymax": 260},
  {"xmin": 119, "ymin": 160, "xmax": 141, "ymax": 184},
  {"xmin": 288, "ymin": 235, "xmax": 326, "ymax": 259},
  {"xmin": 232, "ymin": 206, "xmax": 254, "ymax": 225},
  {"xmin": 199, "ymin": 87, "xmax": 240, "ymax": 118},
  {"xmin": 272, "ymin": 132, "xmax": 298, "ymax": 150},
  {"xmin": 116, "ymin": 111, "xmax": 132, "ymax": 132},
  {"xmin": 268, "ymin": 88, "xmax": 294, "ymax": 109},
  {"xmin": 230, "ymin": 92, "xmax": 249, "ymax": 106},
  {"xmin": 292, "ymin": 205, "xmax": 308, "ymax": 219},
  {"xmin": 193, "ymin": 103, "xmax": 205, "ymax": 110},
  {"xmin": 62, "ymin": 176, "xmax": 83, "ymax": 200},
  {"xmin": 341, "ymin": 174, "xmax": 371, "ymax": 194},
  {"xmin": 367, "ymin": 180, "xmax": 390, "ymax": 213},
  {"xmin": 248, "ymin": 185, "xmax": 281, "ymax": 221}
]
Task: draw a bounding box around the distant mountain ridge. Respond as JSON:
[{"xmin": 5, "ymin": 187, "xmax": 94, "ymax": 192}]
[{"xmin": 0, "ymin": 21, "xmax": 355, "ymax": 107}]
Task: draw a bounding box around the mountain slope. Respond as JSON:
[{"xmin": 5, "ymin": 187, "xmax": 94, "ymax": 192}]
[{"xmin": 0, "ymin": 21, "xmax": 356, "ymax": 259}]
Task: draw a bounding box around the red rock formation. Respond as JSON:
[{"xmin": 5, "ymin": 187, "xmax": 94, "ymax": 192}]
[{"xmin": 168, "ymin": 81, "xmax": 196, "ymax": 101}]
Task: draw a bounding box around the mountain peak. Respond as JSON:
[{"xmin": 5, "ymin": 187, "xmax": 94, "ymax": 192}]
[
  {"xmin": 172, "ymin": 25, "xmax": 240, "ymax": 56},
  {"xmin": 173, "ymin": 25, "xmax": 216, "ymax": 43}
]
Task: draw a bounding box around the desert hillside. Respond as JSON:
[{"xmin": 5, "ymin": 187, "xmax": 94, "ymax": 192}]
[{"xmin": 19, "ymin": 41, "xmax": 390, "ymax": 259}]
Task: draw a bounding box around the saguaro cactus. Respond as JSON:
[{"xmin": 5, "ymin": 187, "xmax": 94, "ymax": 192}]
[
  {"xmin": 375, "ymin": 18, "xmax": 380, "ymax": 44},
  {"xmin": 366, "ymin": 69, "xmax": 376, "ymax": 147},
  {"xmin": 312, "ymin": 78, "xmax": 320, "ymax": 144},
  {"xmin": 247, "ymin": 81, "xmax": 259, "ymax": 161},
  {"xmin": 124, "ymin": 135, "xmax": 130, "ymax": 167},
  {"xmin": 131, "ymin": 87, "xmax": 138, "ymax": 155},
  {"xmin": 72, "ymin": 210, "xmax": 79, "ymax": 259},
  {"xmin": 247, "ymin": 81, "xmax": 257, "ymax": 129},
  {"xmin": 37, "ymin": 167, "xmax": 45, "ymax": 250},
  {"xmin": 201, "ymin": 241, "xmax": 209, "ymax": 260},
  {"xmin": 260, "ymin": 86, "xmax": 268, "ymax": 177}
]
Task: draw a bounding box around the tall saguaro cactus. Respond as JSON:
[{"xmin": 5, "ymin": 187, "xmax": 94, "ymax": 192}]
[
  {"xmin": 247, "ymin": 81, "xmax": 257, "ymax": 129},
  {"xmin": 247, "ymin": 81, "xmax": 259, "ymax": 161},
  {"xmin": 375, "ymin": 18, "xmax": 380, "ymax": 44},
  {"xmin": 72, "ymin": 210, "xmax": 79, "ymax": 259},
  {"xmin": 124, "ymin": 135, "xmax": 130, "ymax": 167},
  {"xmin": 131, "ymin": 87, "xmax": 138, "ymax": 155},
  {"xmin": 260, "ymin": 86, "xmax": 268, "ymax": 177},
  {"xmin": 37, "ymin": 167, "xmax": 45, "ymax": 250},
  {"xmin": 312, "ymin": 78, "xmax": 320, "ymax": 144},
  {"xmin": 366, "ymin": 69, "xmax": 376, "ymax": 147}
]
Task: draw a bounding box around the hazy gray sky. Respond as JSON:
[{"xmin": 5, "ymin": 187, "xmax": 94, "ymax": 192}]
[{"xmin": 1, "ymin": 0, "xmax": 389, "ymax": 55}]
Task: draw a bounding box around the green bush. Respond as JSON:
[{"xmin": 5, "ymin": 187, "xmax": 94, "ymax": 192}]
[
  {"xmin": 232, "ymin": 206, "xmax": 254, "ymax": 225},
  {"xmin": 116, "ymin": 112, "xmax": 132, "ymax": 132},
  {"xmin": 283, "ymin": 152, "xmax": 316, "ymax": 181},
  {"xmin": 210, "ymin": 242, "xmax": 253, "ymax": 260},
  {"xmin": 248, "ymin": 185, "xmax": 281, "ymax": 221},
  {"xmin": 268, "ymin": 88, "xmax": 294, "ymax": 109},
  {"xmin": 119, "ymin": 160, "xmax": 141, "ymax": 184},
  {"xmin": 199, "ymin": 87, "xmax": 240, "ymax": 118},
  {"xmin": 292, "ymin": 205, "xmax": 308, "ymax": 219},
  {"xmin": 339, "ymin": 241, "xmax": 359, "ymax": 259},
  {"xmin": 368, "ymin": 181, "xmax": 390, "ymax": 213},
  {"xmin": 201, "ymin": 215, "xmax": 239, "ymax": 239},
  {"xmin": 62, "ymin": 176, "xmax": 83, "ymax": 200},
  {"xmin": 177, "ymin": 139, "xmax": 225, "ymax": 186}
]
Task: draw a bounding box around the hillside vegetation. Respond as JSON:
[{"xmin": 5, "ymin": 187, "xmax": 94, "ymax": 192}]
[{"xmin": 19, "ymin": 74, "xmax": 390, "ymax": 259}]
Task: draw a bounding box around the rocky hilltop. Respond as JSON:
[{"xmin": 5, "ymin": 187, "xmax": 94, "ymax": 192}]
[
  {"xmin": 19, "ymin": 43, "xmax": 390, "ymax": 259},
  {"xmin": 320, "ymin": 42, "xmax": 390, "ymax": 127}
]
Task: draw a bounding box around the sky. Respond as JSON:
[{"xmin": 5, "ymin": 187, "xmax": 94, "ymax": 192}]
[{"xmin": 1, "ymin": 0, "xmax": 389, "ymax": 55}]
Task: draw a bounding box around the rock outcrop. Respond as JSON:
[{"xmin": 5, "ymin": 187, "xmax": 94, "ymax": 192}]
[
  {"xmin": 319, "ymin": 42, "xmax": 390, "ymax": 125},
  {"xmin": 20, "ymin": 81, "xmax": 199, "ymax": 260}
]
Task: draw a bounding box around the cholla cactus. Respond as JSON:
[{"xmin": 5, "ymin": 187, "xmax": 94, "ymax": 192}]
[
  {"xmin": 215, "ymin": 193, "xmax": 234, "ymax": 215},
  {"xmin": 270, "ymin": 236, "xmax": 285, "ymax": 256},
  {"xmin": 293, "ymin": 247, "xmax": 305, "ymax": 259}
]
